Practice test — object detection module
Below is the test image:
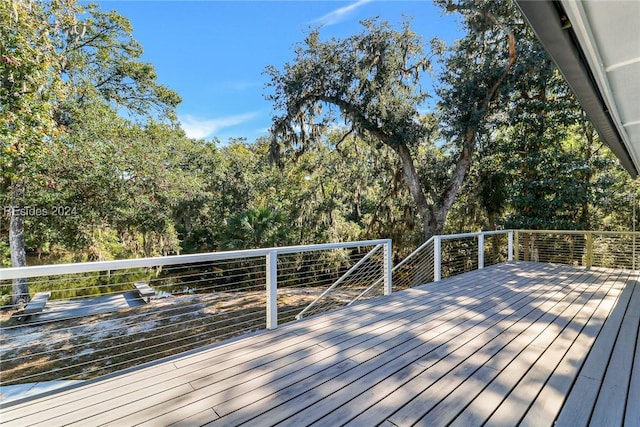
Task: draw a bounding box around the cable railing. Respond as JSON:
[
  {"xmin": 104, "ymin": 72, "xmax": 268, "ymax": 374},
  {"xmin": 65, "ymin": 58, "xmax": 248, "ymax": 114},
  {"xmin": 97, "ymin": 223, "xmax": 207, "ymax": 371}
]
[
  {"xmin": 0, "ymin": 239, "xmax": 391, "ymax": 387},
  {"xmin": 1, "ymin": 229, "xmax": 636, "ymax": 398},
  {"xmin": 438, "ymin": 230, "xmax": 513, "ymax": 280},
  {"xmin": 392, "ymin": 236, "xmax": 436, "ymax": 291},
  {"xmin": 352, "ymin": 230, "xmax": 513, "ymax": 302},
  {"xmin": 514, "ymin": 230, "xmax": 639, "ymax": 270},
  {"xmin": 295, "ymin": 243, "xmax": 390, "ymax": 319}
]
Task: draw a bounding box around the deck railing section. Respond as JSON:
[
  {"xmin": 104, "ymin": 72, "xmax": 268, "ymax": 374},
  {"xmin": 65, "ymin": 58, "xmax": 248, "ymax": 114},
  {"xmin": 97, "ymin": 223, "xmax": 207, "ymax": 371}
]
[
  {"xmin": 351, "ymin": 230, "xmax": 513, "ymax": 302},
  {"xmin": 2, "ymin": 229, "xmax": 636, "ymax": 393},
  {"xmin": 392, "ymin": 236, "xmax": 436, "ymax": 291},
  {"xmin": 436, "ymin": 230, "xmax": 513, "ymax": 280},
  {"xmin": 0, "ymin": 239, "xmax": 390, "ymax": 387},
  {"xmin": 514, "ymin": 230, "xmax": 639, "ymax": 270},
  {"xmin": 295, "ymin": 243, "xmax": 391, "ymax": 319}
]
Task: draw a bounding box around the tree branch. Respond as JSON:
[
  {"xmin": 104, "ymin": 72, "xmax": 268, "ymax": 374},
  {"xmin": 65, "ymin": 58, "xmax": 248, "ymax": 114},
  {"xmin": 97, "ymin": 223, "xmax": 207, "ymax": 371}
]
[{"xmin": 437, "ymin": 5, "xmax": 517, "ymax": 222}]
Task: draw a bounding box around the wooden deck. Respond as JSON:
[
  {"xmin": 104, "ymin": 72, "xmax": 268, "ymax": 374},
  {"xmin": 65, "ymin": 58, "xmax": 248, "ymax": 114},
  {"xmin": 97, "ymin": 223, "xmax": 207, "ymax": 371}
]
[{"xmin": 1, "ymin": 261, "xmax": 638, "ymax": 426}]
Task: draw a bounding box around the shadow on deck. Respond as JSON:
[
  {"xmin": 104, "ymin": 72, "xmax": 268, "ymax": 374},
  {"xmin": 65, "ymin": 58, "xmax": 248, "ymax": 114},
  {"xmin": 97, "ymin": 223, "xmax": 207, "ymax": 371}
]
[{"xmin": 1, "ymin": 261, "xmax": 638, "ymax": 426}]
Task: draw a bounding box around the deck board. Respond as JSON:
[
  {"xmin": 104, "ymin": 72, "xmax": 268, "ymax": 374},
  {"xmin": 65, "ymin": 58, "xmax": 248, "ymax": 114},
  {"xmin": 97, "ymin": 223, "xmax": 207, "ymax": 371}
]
[
  {"xmin": 590, "ymin": 278, "xmax": 640, "ymax": 427},
  {"xmin": 0, "ymin": 262, "xmax": 637, "ymax": 427},
  {"xmin": 555, "ymin": 274, "xmax": 637, "ymax": 427},
  {"xmin": 482, "ymin": 271, "xmax": 624, "ymax": 427},
  {"xmin": 516, "ymin": 273, "xmax": 626, "ymax": 427},
  {"xmin": 107, "ymin": 269, "xmax": 519, "ymax": 426},
  {"xmin": 3, "ymin": 272, "xmax": 481, "ymax": 423},
  {"xmin": 207, "ymin": 266, "xmax": 549, "ymax": 426},
  {"xmin": 319, "ymin": 267, "xmax": 590, "ymax": 427},
  {"xmin": 430, "ymin": 269, "xmax": 612, "ymax": 427},
  {"xmin": 105, "ymin": 268, "xmax": 540, "ymax": 422},
  {"xmin": 625, "ymin": 293, "xmax": 640, "ymax": 427}
]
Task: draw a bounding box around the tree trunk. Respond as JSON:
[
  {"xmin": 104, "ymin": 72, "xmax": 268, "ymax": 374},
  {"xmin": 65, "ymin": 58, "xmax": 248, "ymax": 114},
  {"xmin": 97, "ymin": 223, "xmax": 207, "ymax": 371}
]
[
  {"xmin": 394, "ymin": 142, "xmax": 437, "ymax": 239},
  {"xmin": 10, "ymin": 179, "xmax": 29, "ymax": 306}
]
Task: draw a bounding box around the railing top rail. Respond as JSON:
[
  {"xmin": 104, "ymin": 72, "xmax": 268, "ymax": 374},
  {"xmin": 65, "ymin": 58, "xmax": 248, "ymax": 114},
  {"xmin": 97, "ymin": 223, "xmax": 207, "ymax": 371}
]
[
  {"xmin": 517, "ymin": 229, "xmax": 640, "ymax": 236},
  {"xmin": 0, "ymin": 239, "xmax": 391, "ymax": 281},
  {"xmin": 438, "ymin": 230, "xmax": 512, "ymax": 240}
]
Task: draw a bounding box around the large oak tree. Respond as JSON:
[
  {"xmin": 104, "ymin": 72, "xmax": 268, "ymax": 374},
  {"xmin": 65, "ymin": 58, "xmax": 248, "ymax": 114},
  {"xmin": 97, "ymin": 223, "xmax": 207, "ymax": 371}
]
[{"xmin": 266, "ymin": 3, "xmax": 516, "ymax": 239}]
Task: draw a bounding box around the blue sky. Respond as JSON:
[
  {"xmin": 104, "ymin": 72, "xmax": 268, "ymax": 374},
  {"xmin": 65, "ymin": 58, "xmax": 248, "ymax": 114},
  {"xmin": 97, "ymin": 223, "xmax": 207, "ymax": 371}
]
[{"xmin": 95, "ymin": 1, "xmax": 460, "ymax": 142}]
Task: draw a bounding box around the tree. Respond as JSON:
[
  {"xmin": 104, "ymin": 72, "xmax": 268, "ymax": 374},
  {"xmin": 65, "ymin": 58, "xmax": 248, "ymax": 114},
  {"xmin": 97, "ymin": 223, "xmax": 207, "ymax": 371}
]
[
  {"xmin": 266, "ymin": 11, "xmax": 515, "ymax": 239},
  {"xmin": 456, "ymin": 8, "xmax": 631, "ymax": 235},
  {"xmin": 267, "ymin": 129, "xmax": 407, "ymax": 246},
  {"xmin": 1, "ymin": 0, "xmax": 180, "ymax": 305},
  {"xmin": 220, "ymin": 207, "xmax": 289, "ymax": 250},
  {"xmin": 2, "ymin": 0, "xmax": 70, "ymax": 304}
]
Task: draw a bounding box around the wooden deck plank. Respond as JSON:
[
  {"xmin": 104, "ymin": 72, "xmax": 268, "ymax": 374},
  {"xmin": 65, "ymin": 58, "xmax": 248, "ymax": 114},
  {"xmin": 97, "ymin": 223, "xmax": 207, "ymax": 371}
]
[
  {"xmin": 182, "ymin": 277, "xmax": 519, "ymax": 426},
  {"xmin": 0, "ymin": 264, "xmax": 580, "ymax": 427},
  {"xmin": 0, "ymin": 263, "xmax": 636, "ymax": 427},
  {"xmin": 590, "ymin": 278, "xmax": 640, "ymax": 427},
  {"xmin": 231, "ymin": 266, "xmax": 586, "ymax": 426},
  {"xmin": 625, "ymin": 287, "xmax": 640, "ymax": 427},
  {"xmin": 58, "ymin": 264, "xmax": 520, "ymax": 422},
  {"xmin": 38, "ymin": 384, "xmax": 194, "ymax": 427},
  {"xmin": 173, "ymin": 264, "xmax": 509, "ymax": 371},
  {"xmin": 313, "ymin": 266, "xmax": 590, "ymax": 427},
  {"xmin": 0, "ymin": 326, "xmax": 297, "ymax": 418},
  {"xmin": 2, "ymin": 271, "xmax": 481, "ymax": 424},
  {"xmin": 391, "ymin": 268, "xmax": 611, "ymax": 427},
  {"xmin": 418, "ymin": 284, "xmax": 617, "ymax": 427},
  {"xmin": 96, "ymin": 270, "xmax": 516, "ymax": 422},
  {"xmin": 422, "ymin": 269, "xmax": 616, "ymax": 427},
  {"xmin": 0, "ymin": 362, "xmax": 181, "ymax": 426},
  {"xmin": 518, "ymin": 274, "xmax": 628, "ymax": 427},
  {"xmin": 456, "ymin": 272, "xmax": 626, "ymax": 427},
  {"xmin": 286, "ymin": 304, "xmax": 536, "ymax": 426},
  {"xmin": 555, "ymin": 273, "xmax": 638, "ymax": 427},
  {"xmin": 166, "ymin": 408, "xmax": 219, "ymax": 427},
  {"xmin": 187, "ymin": 270, "xmax": 524, "ymax": 426},
  {"xmin": 3, "ymin": 274, "xmax": 446, "ymax": 417},
  {"xmin": 484, "ymin": 271, "xmax": 625, "ymax": 427}
]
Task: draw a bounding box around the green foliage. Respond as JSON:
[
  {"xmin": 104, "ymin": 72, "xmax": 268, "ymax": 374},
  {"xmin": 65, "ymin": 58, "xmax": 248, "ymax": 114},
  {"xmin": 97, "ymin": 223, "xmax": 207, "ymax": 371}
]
[
  {"xmin": 1, "ymin": 0, "xmax": 68, "ymax": 185},
  {"xmin": 1, "ymin": 0, "xmax": 636, "ymax": 276},
  {"xmin": 221, "ymin": 207, "xmax": 289, "ymax": 250},
  {"xmin": 2, "ymin": 0, "xmax": 184, "ymax": 271},
  {"xmin": 266, "ymin": 18, "xmax": 430, "ymax": 151},
  {"xmin": 265, "ymin": 18, "xmax": 444, "ymax": 238}
]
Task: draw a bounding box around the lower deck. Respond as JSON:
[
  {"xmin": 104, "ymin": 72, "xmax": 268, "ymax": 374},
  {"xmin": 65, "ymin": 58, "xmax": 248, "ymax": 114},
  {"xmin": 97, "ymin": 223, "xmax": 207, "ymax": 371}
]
[{"xmin": 1, "ymin": 262, "xmax": 638, "ymax": 426}]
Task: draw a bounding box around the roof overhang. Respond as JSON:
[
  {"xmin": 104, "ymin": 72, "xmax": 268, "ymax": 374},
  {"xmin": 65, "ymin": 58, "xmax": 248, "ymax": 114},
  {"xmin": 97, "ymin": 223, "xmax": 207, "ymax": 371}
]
[{"xmin": 514, "ymin": 0, "xmax": 640, "ymax": 178}]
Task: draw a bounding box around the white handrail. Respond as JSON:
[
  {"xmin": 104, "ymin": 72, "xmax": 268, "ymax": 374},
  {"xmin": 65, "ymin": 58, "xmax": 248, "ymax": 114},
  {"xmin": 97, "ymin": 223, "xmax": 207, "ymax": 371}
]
[
  {"xmin": 438, "ymin": 230, "xmax": 512, "ymax": 240},
  {"xmin": 516, "ymin": 229, "xmax": 640, "ymax": 236},
  {"xmin": 0, "ymin": 239, "xmax": 392, "ymax": 280}
]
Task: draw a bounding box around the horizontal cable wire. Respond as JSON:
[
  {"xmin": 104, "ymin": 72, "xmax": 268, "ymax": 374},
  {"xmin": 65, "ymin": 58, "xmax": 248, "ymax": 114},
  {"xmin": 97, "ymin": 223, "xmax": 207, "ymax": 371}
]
[
  {"xmin": 516, "ymin": 231, "xmax": 637, "ymax": 270},
  {"xmin": 1, "ymin": 242, "xmax": 387, "ymax": 386},
  {"xmin": 2, "ymin": 307, "xmax": 270, "ymax": 385},
  {"xmin": 2, "ymin": 302, "xmax": 268, "ymax": 366}
]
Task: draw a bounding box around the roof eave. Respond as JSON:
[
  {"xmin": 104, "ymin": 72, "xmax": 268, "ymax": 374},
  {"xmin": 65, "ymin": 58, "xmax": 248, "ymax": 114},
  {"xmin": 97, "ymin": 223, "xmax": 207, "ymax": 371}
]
[{"xmin": 514, "ymin": 0, "xmax": 638, "ymax": 178}]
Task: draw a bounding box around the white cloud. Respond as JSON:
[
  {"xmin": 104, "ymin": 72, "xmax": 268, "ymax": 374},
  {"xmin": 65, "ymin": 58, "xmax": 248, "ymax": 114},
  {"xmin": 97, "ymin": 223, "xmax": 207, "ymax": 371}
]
[
  {"xmin": 180, "ymin": 112, "xmax": 259, "ymax": 140},
  {"xmin": 311, "ymin": 0, "xmax": 372, "ymax": 27}
]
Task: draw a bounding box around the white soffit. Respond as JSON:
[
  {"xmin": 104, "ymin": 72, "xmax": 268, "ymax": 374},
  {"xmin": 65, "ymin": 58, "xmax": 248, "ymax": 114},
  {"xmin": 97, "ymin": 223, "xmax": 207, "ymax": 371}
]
[{"xmin": 562, "ymin": 0, "xmax": 640, "ymax": 176}]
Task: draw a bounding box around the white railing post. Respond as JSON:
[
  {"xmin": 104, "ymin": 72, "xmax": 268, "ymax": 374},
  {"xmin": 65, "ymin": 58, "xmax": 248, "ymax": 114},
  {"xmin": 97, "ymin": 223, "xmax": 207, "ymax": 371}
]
[
  {"xmin": 434, "ymin": 235, "xmax": 442, "ymax": 282},
  {"xmin": 266, "ymin": 250, "xmax": 278, "ymax": 329},
  {"xmin": 478, "ymin": 233, "xmax": 485, "ymax": 269},
  {"xmin": 508, "ymin": 230, "xmax": 514, "ymax": 261},
  {"xmin": 383, "ymin": 240, "xmax": 392, "ymax": 295}
]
